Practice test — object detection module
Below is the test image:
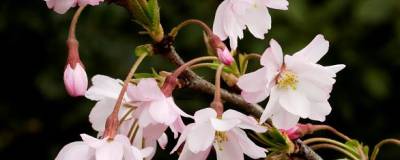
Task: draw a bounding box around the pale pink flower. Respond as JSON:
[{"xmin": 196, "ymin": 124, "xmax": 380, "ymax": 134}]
[
  {"xmin": 171, "ymin": 108, "xmax": 267, "ymax": 160},
  {"xmin": 55, "ymin": 134, "xmax": 153, "ymax": 160},
  {"xmin": 237, "ymin": 34, "xmax": 345, "ymax": 129},
  {"xmin": 213, "ymin": 0, "xmax": 289, "ymax": 49},
  {"xmin": 127, "ymin": 78, "xmax": 191, "ymax": 137},
  {"xmin": 64, "ymin": 62, "xmax": 88, "ymax": 97},
  {"xmin": 44, "ymin": 0, "xmax": 104, "ymax": 14}
]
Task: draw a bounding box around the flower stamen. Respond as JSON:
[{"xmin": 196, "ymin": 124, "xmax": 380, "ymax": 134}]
[
  {"xmin": 277, "ymin": 70, "xmax": 298, "ymax": 90},
  {"xmin": 215, "ymin": 131, "xmax": 228, "ymax": 151}
]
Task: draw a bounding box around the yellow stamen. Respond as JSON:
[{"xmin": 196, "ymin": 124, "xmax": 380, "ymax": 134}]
[
  {"xmin": 277, "ymin": 70, "xmax": 298, "ymax": 90},
  {"xmin": 215, "ymin": 131, "xmax": 228, "ymax": 151}
]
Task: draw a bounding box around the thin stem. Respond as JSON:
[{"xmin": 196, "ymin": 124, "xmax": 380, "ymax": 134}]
[
  {"xmin": 371, "ymin": 138, "xmax": 400, "ymax": 160},
  {"xmin": 244, "ymin": 53, "xmax": 261, "ymax": 61},
  {"xmin": 213, "ymin": 64, "xmax": 225, "ymax": 103},
  {"xmin": 170, "ymin": 56, "xmax": 217, "ymax": 78},
  {"xmin": 312, "ymin": 125, "xmax": 351, "ymax": 141},
  {"xmin": 304, "ymin": 137, "xmax": 359, "ymax": 157},
  {"xmin": 190, "ymin": 63, "xmax": 215, "ymax": 70},
  {"xmin": 68, "ymin": 5, "xmax": 87, "ymax": 40},
  {"xmin": 118, "ymin": 107, "xmax": 135, "ymax": 126},
  {"xmin": 128, "ymin": 120, "xmax": 139, "ymax": 143},
  {"xmin": 104, "ymin": 53, "xmax": 147, "ymax": 138},
  {"xmin": 310, "ymin": 143, "xmax": 359, "ymax": 160},
  {"xmin": 169, "ymin": 19, "xmax": 213, "ymax": 38},
  {"xmin": 212, "ymin": 64, "xmax": 225, "ymax": 116}
]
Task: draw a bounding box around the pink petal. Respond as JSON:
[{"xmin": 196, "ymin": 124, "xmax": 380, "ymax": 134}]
[
  {"xmin": 80, "ymin": 134, "xmax": 104, "ymax": 148},
  {"xmin": 217, "ymin": 47, "xmax": 234, "ymax": 65},
  {"xmin": 127, "ymin": 78, "xmax": 164, "ymax": 102},
  {"xmin": 187, "ymin": 122, "xmax": 215, "ymax": 153},
  {"xmin": 259, "ymin": 91, "xmax": 280, "ymax": 124},
  {"xmin": 308, "ymin": 101, "xmax": 331, "ymax": 122},
  {"xmin": 88, "ymin": 98, "xmax": 116, "ymax": 133},
  {"xmin": 85, "ymin": 75, "xmax": 124, "ymax": 101},
  {"xmin": 241, "ymin": 5, "xmax": 271, "ymax": 39},
  {"xmin": 264, "ymin": 0, "xmax": 289, "ymax": 10},
  {"xmin": 64, "ymin": 63, "xmax": 88, "ymax": 97},
  {"xmin": 96, "ymin": 141, "xmax": 123, "ymax": 160},
  {"xmin": 237, "ymin": 67, "xmax": 269, "ymax": 93},
  {"xmin": 170, "ymin": 117, "xmax": 186, "ymax": 139},
  {"xmin": 212, "ymin": 0, "xmax": 229, "ymax": 40},
  {"xmin": 210, "ymin": 118, "xmax": 240, "ymax": 132},
  {"xmin": 240, "ymin": 89, "xmax": 270, "ymax": 104},
  {"xmin": 148, "ymin": 99, "xmax": 178, "ymax": 125},
  {"xmin": 223, "ymin": 110, "xmax": 266, "ymax": 133},
  {"xmin": 261, "ymin": 39, "xmax": 284, "ymax": 69},
  {"xmin": 292, "ymin": 34, "xmax": 329, "ymax": 63},
  {"xmin": 278, "ymin": 88, "xmax": 311, "ymax": 118},
  {"xmin": 232, "ymin": 128, "xmax": 267, "ymax": 159},
  {"xmin": 167, "ymin": 97, "xmax": 192, "ymax": 118},
  {"xmin": 140, "ymin": 147, "xmax": 154, "ymax": 158},
  {"xmin": 78, "ymin": 0, "xmax": 104, "ymax": 6},
  {"xmin": 178, "ymin": 143, "xmax": 211, "ymax": 160},
  {"xmin": 55, "ymin": 142, "xmax": 94, "ymax": 160},
  {"xmin": 45, "ymin": 0, "xmax": 77, "ymax": 14},
  {"xmin": 214, "ymin": 132, "xmax": 244, "ymax": 160},
  {"xmin": 193, "ymin": 108, "xmax": 217, "ymax": 123},
  {"xmin": 271, "ymin": 109, "xmax": 300, "ymax": 130},
  {"xmin": 142, "ymin": 123, "xmax": 167, "ymax": 140},
  {"xmin": 171, "ymin": 124, "xmax": 194, "ymax": 154},
  {"xmin": 157, "ymin": 133, "xmax": 168, "ymax": 149}
]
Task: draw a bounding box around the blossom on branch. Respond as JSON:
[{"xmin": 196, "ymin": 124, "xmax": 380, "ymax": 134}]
[
  {"xmin": 44, "ymin": 0, "xmax": 104, "ymax": 14},
  {"xmin": 55, "ymin": 134, "xmax": 153, "ymax": 160},
  {"xmin": 171, "ymin": 108, "xmax": 267, "ymax": 160},
  {"xmin": 213, "ymin": 0, "xmax": 289, "ymax": 50},
  {"xmin": 237, "ymin": 34, "xmax": 345, "ymax": 129}
]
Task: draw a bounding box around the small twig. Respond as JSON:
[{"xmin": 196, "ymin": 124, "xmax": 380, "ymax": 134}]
[{"xmin": 304, "ymin": 137, "xmax": 359, "ymax": 157}]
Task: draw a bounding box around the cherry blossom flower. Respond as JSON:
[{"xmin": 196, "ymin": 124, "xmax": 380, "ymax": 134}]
[
  {"xmin": 237, "ymin": 34, "xmax": 345, "ymax": 129},
  {"xmin": 64, "ymin": 62, "xmax": 88, "ymax": 97},
  {"xmin": 55, "ymin": 134, "xmax": 153, "ymax": 160},
  {"xmin": 171, "ymin": 108, "xmax": 267, "ymax": 160},
  {"xmin": 44, "ymin": 0, "xmax": 104, "ymax": 14},
  {"xmin": 127, "ymin": 78, "xmax": 191, "ymax": 137},
  {"xmin": 213, "ymin": 0, "xmax": 289, "ymax": 50}
]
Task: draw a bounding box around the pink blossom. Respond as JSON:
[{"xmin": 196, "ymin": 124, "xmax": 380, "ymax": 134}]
[
  {"xmin": 171, "ymin": 108, "xmax": 267, "ymax": 160},
  {"xmin": 237, "ymin": 34, "xmax": 345, "ymax": 129},
  {"xmin": 44, "ymin": 0, "xmax": 104, "ymax": 14},
  {"xmin": 213, "ymin": 0, "xmax": 288, "ymax": 49},
  {"xmin": 55, "ymin": 134, "xmax": 153, "ymax": 160},
  {"xmin": 63, "ymin": 62, "xmax": 88, "ymax": 97}
]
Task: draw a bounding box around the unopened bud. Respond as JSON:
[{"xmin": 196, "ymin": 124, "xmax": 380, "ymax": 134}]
[
  {"xmin": 63, "ymin": 39, "xmax": 88, "ymax": 97},
  {"xmin": 209, "ymin": 34, "xmax": 234, "ymax": 65}
]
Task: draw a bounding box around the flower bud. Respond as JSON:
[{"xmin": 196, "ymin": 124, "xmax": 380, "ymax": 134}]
[
  {"xmin": 217, "ymin": 47, "xmax": 234, "ymax": 65},
  {"xmin": 281, "ymin": 124, "xmax": 313, "ymax": 140},
  {"xmin": 64, "ymin": 62, "xmax": 88, "ymax": 97},
  {"xmin": 209, "ymin": 34, "xmax": 234, "ymax": 65},
  {"xmin": 63, "ymin": 39, "xmax": 88, "ymax": 97}
]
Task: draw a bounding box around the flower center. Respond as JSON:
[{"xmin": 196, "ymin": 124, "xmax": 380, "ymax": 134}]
[
  {"xmin": 215, "ymin": 131, "xmax": 228, "ymax": 151},
  {"xmin": 277, "ymin": 70, "xmax": 298, "ymax": 90}
]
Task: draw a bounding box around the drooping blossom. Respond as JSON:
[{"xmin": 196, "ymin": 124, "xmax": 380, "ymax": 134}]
[
  {"xmin": 127, "ymin": 78, "xmax": 191, "ymax": 138},
  {"xmin": 237, "ymin": 34, "xmax": 345, "ymax": 129},
  {"xmin": 55, "ymin": 134, "xmax": 153, "ymax": 160},
  {"xmin": 44, "ymin": 0, "xmax": 104, "ymax": 14},
  {"xmin": 213, "ymin": 0, "xmax": 289, "ymax": 50},
  {"xmin": 171, "ymin": 108, "xmax": 267, "ymax": 160}
]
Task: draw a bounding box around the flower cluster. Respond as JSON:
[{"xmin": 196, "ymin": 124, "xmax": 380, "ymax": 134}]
[{"xmin": 46, "ymin": 0, "xmax": 347, "ymax": 159}]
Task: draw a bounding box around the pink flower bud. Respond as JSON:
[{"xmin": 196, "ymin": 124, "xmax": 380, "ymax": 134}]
[
  {"xmin": 63, "ymin": 62, "xmax": 88, "ymax": 97},
  {"xmin": 281, "ymin": 124, "xmax": 313, "ymax": 140},
  {"xmin": 217, "ymin": 47, "xmax": 234, "ymax": 65}
]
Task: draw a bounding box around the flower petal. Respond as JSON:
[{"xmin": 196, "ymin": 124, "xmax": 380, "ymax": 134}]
[
  {"xmin": 261, "ymin": 39, "xmax": 284, "ymax": 69},
  {"xmin": 187, "ymin": 122, "xmax": 215, "ymax": 153},
  {"xmin": 55, "ymin": 142, "xmax": 94, "ymax": 160},
  {"xmin": 148, "ymin": 99, "xmax": 177, "ymax": 125},
  {"xmin": 96, "ymin": 141, "xmax": 123, "ymax": 160},
  {"xmin": 237, "ymin": 67, "xmax": 269, "ymax": 93},
  {"xmin": 171, "ymin": 124, "xmax": 194, "ymax": 154},
  {"xmin": 158, "ymin": 133, "xmax": 168, "ymax": 149},
  {"xmin": 308, "ymin": 101, "xmax": 332, "ymax": 122},
  {"xmin": 213, "ymin": 0, "xmax": 229, "ymax": 40},
  {"xmin": 85, "ymin": 75, "xmax": 124, "ymax": 101},
  {"xmin": 241, "ymin": 5, "xmax": 271, "ymax": 39},
  {"xmin": 214, "ymin": 132, "xmax": 244, "ymax": 160},
  {"xmin": 232, "ymin": 128, "xmax": 267, "ymax": 159},
  {"xmin": 127, "ymin": 78, "xmax": 164, "ymax": 102},
  {"xmin": 292, "ymin": 34, "xmax": 329, "ymax": 63},
  {"xmin": 81, "ymin": 134, "xmax": 104, "ymax": 148},
  {"xmin": 210, "ymin": 118, "xmax": 240, "ymax": 132},
  {"xmin": 264, "ymin": 0, "xmax": 289, "ymax": 10},
  {"xmin": 271, "ymin": 109, "xmax": 300, "ymax": 130},
  {"xmin": 193, "ymin": 108, "xmax": 217, "ymax": 123},
  {"xmin": 178, "ymin": 143, "xmax": 211, "ymax": 160},
  {"xmin": 223, "ymin": 110, "xmax": 266, "ymax": 133},
  {"xmin": 278, "ymin": 88, "xmax": 311, "ymax": 118}
]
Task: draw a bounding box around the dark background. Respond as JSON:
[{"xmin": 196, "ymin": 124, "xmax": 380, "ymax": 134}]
[{"xmin": 1, "ymin": 0, "xmax": 399, "ymax": 159}]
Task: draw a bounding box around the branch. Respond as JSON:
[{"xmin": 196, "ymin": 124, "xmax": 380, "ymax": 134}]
[{"xmin": 105, "ymin": 1, "xmax": 323, "ymax": 159}]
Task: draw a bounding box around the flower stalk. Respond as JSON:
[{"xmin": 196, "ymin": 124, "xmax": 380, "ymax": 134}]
[
  {"xmin": 211, "ymin": 64, "xmax": 225, "ymax": 116},
  {"xmin": 103, "ymin": 53, "xmax": 147, "ymax": 139},
  {"xmin": 370, "ymin": 138, "xmax": 400, "ymax": 160}
]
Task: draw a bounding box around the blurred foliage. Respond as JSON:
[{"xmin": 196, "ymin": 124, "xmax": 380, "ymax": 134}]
[{"xmin": 0, "ymin": 0, "xmax": 399, "ymax": 159}]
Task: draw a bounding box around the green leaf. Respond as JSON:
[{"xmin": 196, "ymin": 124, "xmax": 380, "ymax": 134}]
[{"xmin": 127, "ymin": 0, "xmax": 151, "ymax": 26}]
